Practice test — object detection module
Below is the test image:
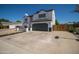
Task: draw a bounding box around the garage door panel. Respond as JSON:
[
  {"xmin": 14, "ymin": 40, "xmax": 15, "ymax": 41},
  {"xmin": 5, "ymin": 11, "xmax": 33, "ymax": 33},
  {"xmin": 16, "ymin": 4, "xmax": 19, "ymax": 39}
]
[{"xmin": 32, "ymin": 23, "xmax": 48, "ymax": 31}]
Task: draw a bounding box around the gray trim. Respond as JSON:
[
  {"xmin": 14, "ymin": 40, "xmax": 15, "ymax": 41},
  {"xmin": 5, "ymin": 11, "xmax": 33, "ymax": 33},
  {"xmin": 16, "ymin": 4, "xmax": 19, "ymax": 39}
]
[{"xmin": 32, "ymin": 19, "xmax": 52, "ymax": 22}]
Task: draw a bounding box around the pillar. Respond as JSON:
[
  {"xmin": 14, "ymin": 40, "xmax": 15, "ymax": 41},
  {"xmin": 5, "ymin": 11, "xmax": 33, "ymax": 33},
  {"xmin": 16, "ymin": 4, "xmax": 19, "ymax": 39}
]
[
  {"xmin": 26, "ymin": 27, "xmax": 29, "ymax": 32},
  {"xmin": 30, "ymin": 27, "xmax": 32, "ymax": 31},
  {"xmin": 48, "ymin": 22, "xmax": 52, "ymax": 32},
  {"xmin": 30, "ymin": 24, "xmax": 32, "ymax": 31},
  {"xmin": 16, "ymin": 27, "xmax": 19, "ymax": 31}
]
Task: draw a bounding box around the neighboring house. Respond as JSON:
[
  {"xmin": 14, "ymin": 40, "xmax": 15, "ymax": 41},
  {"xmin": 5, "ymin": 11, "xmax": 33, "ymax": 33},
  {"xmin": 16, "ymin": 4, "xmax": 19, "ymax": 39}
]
[
  {"xmin": 0, "ymin": 22, "xmax": 11, "ymax": 29},
  {"xmin": 0, "ymin": 22, "xmax": 3, "ymax": 29},
  {"xmin": 23, "ymin": 9, "xmax": 56, "ymax": 31},
  {"xmin": 9, "ymin": 22, "xmax": 22, "ymax": 29},
  {"xmin": 0, "ymin": 22, "xmax": 2, "ymax": 26},
  {"xmin": 0, "ymin": 22, "xmax": 22, "ymax": 30}
]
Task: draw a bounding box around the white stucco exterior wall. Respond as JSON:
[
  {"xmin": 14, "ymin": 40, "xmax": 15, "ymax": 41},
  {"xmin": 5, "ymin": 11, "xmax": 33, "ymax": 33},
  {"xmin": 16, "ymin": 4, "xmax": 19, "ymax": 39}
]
[
  {"xmin": 27, "ymin": 17, "xmax": 31, "ymax": 27},
  {"xmin": 9, "ymin": 25, "xmax": 16, "ymax": 29},
  {"xmin": 52, "ymin": 10, "xmax": 56, "ymax": 25},
  {"xmin": 32, "ymin": 10, "xmax": 55, "ymax": 26},
  {"xmin": 33, "ymin": 10, "xmax": 53, "ymax": 21},
  {"xmin": 9, "ymin": 24, "xmax": 22, "ymax": 29}
]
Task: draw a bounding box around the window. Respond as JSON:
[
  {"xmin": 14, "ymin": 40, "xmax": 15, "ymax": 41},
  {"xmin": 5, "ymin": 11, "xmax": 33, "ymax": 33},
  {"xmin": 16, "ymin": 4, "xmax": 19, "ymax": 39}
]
[{"xmin": 39, "ymin": 14, "xmax": 46, "ymax": 18}]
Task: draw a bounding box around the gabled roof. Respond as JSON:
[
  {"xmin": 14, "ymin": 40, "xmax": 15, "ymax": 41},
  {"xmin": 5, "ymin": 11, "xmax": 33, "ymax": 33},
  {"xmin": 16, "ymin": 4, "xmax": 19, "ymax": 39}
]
[
  {"xmin": 0, "ymin": 22, "xmax": 22, "ymax": 26},
  {"xmin": 0, "ymin": 22, "xmax": 12, "ymax": 26},
  {"xmin": 28, "ymin": 9, "xmax": 54, "ymax": 17},
  {"xmin": 34, "ymin": 9, "xmax": 54, "ymax": 14}
]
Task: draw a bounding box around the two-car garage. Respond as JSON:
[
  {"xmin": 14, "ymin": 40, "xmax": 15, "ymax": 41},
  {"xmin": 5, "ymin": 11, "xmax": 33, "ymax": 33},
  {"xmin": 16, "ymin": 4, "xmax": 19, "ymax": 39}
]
[{"xmin": 32, "ymin": 23, "xmax": 48, "ymax": 31}]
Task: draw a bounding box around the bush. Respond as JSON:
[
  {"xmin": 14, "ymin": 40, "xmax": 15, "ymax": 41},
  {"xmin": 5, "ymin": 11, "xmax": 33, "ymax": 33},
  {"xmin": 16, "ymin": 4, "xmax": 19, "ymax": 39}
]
[
  {"xmin": 69, "ymin": 30, "xmax": 74, "ymax": 33},
  {"xmin": 68, "ymin": 28, "xmax": 76, "ymax": 33}
]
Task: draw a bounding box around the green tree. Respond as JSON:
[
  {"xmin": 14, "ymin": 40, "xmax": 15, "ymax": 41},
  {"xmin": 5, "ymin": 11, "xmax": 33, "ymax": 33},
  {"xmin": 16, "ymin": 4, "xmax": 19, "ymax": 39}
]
[
  {"xmin": 0, "ymin": 18, "xmax": 11, "ymax": 22},
  {"xmin": 55, "ymin": 19, "xmax": 59, "ymax": 25},
  {"xmin": 16, "ymin": 20, "xmax": 21, "ymax": 22}
]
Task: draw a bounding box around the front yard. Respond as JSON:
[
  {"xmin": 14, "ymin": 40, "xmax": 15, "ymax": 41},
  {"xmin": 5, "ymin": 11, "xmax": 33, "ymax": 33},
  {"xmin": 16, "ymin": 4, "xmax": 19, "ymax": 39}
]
[
  {"xmin": 0, "ymin": 31, "xmax": 79, "ymax": 54},
  {"xmin": 0, "ymin": 29, "xmax": 22, "ymax": 37}
]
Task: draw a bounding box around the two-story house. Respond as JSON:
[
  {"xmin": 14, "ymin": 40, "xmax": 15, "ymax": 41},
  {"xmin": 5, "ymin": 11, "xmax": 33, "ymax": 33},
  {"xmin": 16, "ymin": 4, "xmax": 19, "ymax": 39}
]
[{"xmin": 23, "ymin": 9, "xmax": 56, "ymax": 31}]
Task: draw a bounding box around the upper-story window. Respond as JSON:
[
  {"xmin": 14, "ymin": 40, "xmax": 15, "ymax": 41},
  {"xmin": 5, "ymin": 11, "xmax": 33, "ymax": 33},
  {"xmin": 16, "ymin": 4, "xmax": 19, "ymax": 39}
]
[{"xmin": 39, "ymin": 14, "xmax": 46, "ymax": 18}]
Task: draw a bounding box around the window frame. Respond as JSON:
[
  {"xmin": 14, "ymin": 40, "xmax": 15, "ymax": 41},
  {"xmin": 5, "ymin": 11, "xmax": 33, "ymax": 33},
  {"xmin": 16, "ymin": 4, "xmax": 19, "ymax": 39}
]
[{"xmin": 38, "ymin": 13, "xmax": 46, "ymax": 18}]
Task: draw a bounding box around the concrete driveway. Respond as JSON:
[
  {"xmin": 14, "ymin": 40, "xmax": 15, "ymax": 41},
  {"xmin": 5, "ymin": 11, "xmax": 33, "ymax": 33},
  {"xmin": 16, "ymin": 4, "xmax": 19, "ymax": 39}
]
[{"xmin": 0, "ymin": 31, "xmax": 79, "ymax": 54}]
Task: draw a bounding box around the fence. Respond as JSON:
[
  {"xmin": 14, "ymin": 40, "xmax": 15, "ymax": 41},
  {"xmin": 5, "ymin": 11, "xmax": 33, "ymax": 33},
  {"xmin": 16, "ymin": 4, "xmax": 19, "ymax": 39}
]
[
  {"xmin": 0, "ymin": 26, "xmax": 9, "ymax": 29},
  {"xmin": 53, "ymin": 25, "xmax": 69, "ymax": 31}
]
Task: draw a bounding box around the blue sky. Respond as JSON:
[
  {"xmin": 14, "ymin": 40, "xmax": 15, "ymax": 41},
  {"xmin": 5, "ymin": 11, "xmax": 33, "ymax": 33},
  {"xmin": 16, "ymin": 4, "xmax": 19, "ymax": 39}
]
[{"xmin": 0, "ymin": 4, "xmax": 79, "ymax": 23}]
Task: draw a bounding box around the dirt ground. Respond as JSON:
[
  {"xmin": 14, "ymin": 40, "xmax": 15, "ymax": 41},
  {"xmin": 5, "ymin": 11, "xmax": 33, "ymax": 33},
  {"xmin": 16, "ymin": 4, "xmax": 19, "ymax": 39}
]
[
  {"xmin": 0, "ymin": 29, "xmax": 17, "ymax": 36},
  {"xmin": 0, "ymin": 31, "xmax": 79, "ymax": 54}
]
